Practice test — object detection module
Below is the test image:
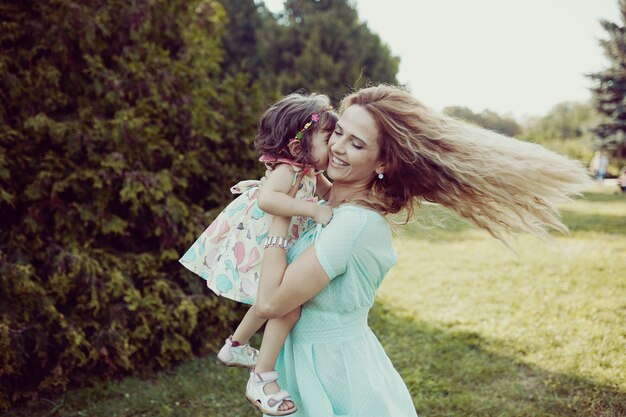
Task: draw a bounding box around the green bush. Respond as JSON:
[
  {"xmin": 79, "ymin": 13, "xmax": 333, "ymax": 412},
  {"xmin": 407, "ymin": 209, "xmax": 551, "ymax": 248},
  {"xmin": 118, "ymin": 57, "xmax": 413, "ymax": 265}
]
[{"xmin": 0, "ymin": 0, "xmax": 262, "ymax": 409}]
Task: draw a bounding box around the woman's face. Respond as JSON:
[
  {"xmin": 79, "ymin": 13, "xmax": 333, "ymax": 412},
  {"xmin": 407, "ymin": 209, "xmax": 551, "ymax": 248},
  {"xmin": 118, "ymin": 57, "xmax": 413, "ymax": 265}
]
[{"xmin": 326, "ymin": 105, "xmax": 383, "ymax": 184}]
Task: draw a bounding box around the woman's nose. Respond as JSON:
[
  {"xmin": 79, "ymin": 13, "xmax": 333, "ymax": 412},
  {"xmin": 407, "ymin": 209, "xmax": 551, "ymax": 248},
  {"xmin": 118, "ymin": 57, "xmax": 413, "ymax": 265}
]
[{"xmin": 330, "ymin": 138, "xmax": 345, "ymax": 154}]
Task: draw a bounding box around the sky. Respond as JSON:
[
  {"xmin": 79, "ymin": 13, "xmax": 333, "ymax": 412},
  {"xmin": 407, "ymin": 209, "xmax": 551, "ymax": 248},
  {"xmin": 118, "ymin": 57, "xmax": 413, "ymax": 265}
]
[{"xmin": 262, "ymin": 0, "xmax": 621, "ymax": 118}]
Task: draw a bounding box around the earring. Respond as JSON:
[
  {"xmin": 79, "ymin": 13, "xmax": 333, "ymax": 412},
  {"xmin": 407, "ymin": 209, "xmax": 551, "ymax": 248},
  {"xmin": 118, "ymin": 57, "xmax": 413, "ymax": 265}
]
[{"xmin": 378, "ymin": 173, "xmax": 384, "ymax": 180}]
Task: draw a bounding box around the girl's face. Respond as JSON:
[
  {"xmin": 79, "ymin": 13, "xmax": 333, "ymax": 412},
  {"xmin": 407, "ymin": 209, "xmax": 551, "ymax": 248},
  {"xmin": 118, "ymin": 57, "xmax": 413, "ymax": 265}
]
[
  {"xmin": 326, "ymin": 105, "xmax": 383, "ymax": 183},
  {"xmin": 309, "ymin": 129, "xmax": 332, "ymax": 170}
]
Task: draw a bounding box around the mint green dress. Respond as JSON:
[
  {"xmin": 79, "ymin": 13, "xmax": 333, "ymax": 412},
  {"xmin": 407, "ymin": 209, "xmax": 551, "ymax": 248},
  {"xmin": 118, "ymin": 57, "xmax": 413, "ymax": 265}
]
[{"xmin": 265, "ymin": 205, "xmax": 419, "ymax": 417}]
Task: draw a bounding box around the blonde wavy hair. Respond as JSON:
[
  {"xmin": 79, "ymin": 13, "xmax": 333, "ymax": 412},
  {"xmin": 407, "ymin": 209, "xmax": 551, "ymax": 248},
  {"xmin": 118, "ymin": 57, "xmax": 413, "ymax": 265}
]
[{"xmin": 341, "ymin": 84, "xmax": 592, "ymax": 242}]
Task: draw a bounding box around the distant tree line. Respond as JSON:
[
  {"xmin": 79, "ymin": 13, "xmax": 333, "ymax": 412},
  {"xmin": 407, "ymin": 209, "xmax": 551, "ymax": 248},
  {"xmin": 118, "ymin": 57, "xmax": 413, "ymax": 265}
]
[
  {"xmin": 443, "ymin": 102, "xmax": 596, "ymax": 142},
  {"xmin": 523, "ymin": 102, "xmax": 597, "ymax": 143},
  {"xmin": 443, "ymin": 106, "xmax": 522, "ymax": 137},
  {"xmin": 444, "ymin": 102, "xmax": 599, "ymax": 168}
]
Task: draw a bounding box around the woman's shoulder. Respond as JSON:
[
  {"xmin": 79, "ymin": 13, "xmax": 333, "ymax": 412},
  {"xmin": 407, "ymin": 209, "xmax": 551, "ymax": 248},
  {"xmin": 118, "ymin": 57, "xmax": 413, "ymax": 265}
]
[
  {"xmin": 313, "ymin": 204, "xmax": 393, "ymax": 279},
  {"xmin": 330, "ymin": 204, "xmax": 389, "ymax": 236},
  {"xmin": 333, "ymin": 204, "xmax": 386, "ymax": 222}
]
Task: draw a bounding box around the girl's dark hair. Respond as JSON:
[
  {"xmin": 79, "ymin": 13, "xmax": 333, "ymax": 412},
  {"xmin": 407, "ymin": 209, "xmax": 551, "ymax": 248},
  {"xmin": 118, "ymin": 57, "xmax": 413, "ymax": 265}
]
[{"xmin": 254, "ymin": 93, "xmax": 337, "ymax": 165}]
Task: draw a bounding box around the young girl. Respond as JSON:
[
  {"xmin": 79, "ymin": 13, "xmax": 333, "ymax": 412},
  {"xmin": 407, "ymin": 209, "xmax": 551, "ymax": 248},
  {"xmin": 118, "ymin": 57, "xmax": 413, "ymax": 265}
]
[{"xmin": 179, "ymin": 93, "xmax": 336, "ymax": 416}]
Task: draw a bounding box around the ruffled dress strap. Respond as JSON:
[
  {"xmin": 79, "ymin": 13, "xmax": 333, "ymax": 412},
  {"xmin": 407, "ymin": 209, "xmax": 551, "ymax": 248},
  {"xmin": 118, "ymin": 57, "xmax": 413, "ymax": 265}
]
[
  {"xmin": 230, "ymin": 180, "xmax": 260, "ymax": 195},
  {"xmin": 259, "ymin": 154, "xmax": 320, "ymax": 177},
  {"xmin": 259, "ymin": 154, "xmax": 322, "ymax": 185}
]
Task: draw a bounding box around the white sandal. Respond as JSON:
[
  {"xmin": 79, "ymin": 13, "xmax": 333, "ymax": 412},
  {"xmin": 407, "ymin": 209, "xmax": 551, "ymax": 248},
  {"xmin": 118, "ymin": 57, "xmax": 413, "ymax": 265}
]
[
  {"xmin": 245, "ymin": 370, "xmax": 297, "ymax": 416},
  {"xmin": 216, "ymin": 336, "xmax": 258, "ymax": 368}
]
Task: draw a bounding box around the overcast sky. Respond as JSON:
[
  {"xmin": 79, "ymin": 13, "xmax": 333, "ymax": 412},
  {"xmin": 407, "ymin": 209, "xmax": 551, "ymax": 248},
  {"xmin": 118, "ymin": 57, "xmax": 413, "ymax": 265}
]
[{"xmin": 262, "ymin": 0, "xmax": 621, "ymax": 118}]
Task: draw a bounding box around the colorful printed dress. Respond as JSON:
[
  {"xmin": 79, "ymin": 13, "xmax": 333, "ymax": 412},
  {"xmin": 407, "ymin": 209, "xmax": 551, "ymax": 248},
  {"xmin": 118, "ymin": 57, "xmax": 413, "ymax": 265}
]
[{"xmin": 179, "ymin": 156, "xmax": 318, "ymax": 305}]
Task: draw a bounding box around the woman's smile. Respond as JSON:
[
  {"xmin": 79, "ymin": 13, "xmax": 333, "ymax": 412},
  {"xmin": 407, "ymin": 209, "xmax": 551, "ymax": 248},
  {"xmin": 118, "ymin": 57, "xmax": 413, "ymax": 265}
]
[{"xmin": 330, "ymin": 154, "xmax": 349, "ymax": 167}]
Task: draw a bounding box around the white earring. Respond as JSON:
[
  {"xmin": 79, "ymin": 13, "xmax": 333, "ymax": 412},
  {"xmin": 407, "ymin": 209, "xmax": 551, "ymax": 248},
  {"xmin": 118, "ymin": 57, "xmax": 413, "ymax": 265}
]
[{"xmin": 378, "ymin": 173, "xmax": 384, "ymax": 180}]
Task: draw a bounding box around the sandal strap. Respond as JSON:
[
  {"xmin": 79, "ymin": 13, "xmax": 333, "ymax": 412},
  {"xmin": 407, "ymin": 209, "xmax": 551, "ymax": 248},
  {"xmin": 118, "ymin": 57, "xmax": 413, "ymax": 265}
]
[
  {"xmin": 253, "ymin": 370, "xmax": 278, "ymax": 382},
  {"xmin": 267, "ymin": 390, "xmax": 291, "ymax": 408},
  {"xmin": 246, "ymin": 372, "xmax": 296, "ymax": 414}
]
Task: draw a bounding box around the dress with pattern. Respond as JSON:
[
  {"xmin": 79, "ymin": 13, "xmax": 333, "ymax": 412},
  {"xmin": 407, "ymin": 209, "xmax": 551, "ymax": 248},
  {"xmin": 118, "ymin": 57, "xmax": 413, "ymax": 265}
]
[{"xmin": 179, "ymin": 157, "xmax": 318, "ymax": 305}]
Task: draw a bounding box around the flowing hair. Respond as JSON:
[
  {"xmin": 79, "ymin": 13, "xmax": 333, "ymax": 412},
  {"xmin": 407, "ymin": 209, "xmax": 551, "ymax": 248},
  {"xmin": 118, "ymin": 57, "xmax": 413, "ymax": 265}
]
[{"xmin": 341, "ymin": 84, "xmax": 592, "ymax": 243}]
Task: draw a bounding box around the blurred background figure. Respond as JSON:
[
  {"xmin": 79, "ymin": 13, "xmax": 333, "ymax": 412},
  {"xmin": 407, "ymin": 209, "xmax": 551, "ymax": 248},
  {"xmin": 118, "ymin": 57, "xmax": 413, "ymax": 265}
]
[
  {"xmin": 618, "ymin": 166, "xmax": 626, "ymax": 192},
  {"xmin": 590, "ymin": 150, "xmax": 610, "ymax": 182}
]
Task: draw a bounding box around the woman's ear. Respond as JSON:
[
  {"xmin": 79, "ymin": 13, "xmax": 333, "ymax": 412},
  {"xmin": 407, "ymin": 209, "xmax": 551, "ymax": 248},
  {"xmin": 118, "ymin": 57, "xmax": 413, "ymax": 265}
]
[
  {"xmin": 375, "ymin": 163, "xmax": 385, "ymax": 176},
  {"xmin": 287, "ymin": 140, "xmax": 302, "ymax": 157}
]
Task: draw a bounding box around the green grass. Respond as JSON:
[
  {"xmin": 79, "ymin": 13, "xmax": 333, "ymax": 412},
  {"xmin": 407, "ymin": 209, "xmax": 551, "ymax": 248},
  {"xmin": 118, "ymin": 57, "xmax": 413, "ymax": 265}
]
[
  {"xmin": 380, "ymin": 191, "xmax": 626, "ymax": 416},
  {"xmin": 7, "ymin": 192, "xmax": 626, "ymax": 417}
]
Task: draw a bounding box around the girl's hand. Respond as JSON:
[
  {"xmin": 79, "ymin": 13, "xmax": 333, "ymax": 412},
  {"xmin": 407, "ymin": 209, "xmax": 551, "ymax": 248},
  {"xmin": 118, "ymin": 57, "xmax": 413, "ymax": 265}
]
[
  {"xmin": 312, "ymin": 204, "xmax": 333, "ymax": 227},
  {"xmin": 287, "ymin": 171, "xmax": 306, "ymax": 198}
]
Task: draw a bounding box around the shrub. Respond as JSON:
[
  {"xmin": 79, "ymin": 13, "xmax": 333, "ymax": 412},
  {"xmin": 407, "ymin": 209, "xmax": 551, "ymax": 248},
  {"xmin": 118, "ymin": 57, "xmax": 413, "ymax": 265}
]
[{"xmin": 0, "ymin": 0, "xmax": 262, "ymax": 409}]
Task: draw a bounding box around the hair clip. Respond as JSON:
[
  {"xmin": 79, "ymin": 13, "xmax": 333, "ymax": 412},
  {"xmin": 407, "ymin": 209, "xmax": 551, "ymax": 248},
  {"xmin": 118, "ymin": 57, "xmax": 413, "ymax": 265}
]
[{"xmin": 289, "ymin": 106, "xmax": 333, "ymax": 144}]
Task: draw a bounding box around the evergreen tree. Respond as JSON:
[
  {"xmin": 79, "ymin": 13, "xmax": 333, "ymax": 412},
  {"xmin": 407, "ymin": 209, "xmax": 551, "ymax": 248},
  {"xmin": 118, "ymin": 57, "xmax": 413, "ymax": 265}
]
[
  {"xmin": 256, "ymin": 0, "xmax": 399, "ymax": 101},
  {"xmin": 220, "ymin": 0, "xmax": 265, "ymax": 78},
  {"xmin": 589, "ymin": 0, "xmax": 626, "ymax": 158}
]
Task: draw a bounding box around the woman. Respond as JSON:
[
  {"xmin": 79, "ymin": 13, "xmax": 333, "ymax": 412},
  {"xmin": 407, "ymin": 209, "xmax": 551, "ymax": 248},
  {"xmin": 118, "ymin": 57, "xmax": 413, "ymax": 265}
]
[{"xmin": 242, "ymin": 84, "xmax": 590, "ymax": 416}]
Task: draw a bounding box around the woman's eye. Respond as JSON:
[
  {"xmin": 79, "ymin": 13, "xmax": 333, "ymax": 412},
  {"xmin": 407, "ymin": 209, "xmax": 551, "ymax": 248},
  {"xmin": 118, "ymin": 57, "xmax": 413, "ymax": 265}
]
[{"xmin": 352, "ymin": 142, "xmax": 363, "ymax": 149}]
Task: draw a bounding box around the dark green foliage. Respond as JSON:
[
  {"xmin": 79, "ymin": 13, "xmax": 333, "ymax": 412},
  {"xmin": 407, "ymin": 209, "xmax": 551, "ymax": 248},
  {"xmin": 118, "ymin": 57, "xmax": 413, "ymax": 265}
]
[
  {"xmin": 0, "ymin": 0, "xmax": 399, "ymax": 410},
  {"xmin": 220, "ymin": 0, "xmax": 266, "ymax": 78},
  {"xmin": 220, "ymin": 0, "xmax": 400, "ymax": 102},
  {"xmin": 589, "ymin": 0, "xmax": 626, "ymax": 158},
  {"xmin": 0, "ymin": 0, "xmax": 261, "ymax": 409},
  {"xmin": 255, "ymin": 0, "xmax": 400, "ymax": 102}
]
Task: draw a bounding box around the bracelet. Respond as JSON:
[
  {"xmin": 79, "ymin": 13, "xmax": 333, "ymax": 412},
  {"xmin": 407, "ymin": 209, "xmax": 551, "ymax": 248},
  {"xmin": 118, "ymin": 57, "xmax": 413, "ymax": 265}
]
[{"xmin": 263, "ymin": 236, "xmax": 290, "ymax": 250}]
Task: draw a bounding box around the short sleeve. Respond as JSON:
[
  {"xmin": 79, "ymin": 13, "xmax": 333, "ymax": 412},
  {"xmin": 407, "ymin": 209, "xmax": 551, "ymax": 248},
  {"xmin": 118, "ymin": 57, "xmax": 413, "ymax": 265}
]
[{"xmin": 314, "ymin": 206, "xmax": 368, "ymax": 280}]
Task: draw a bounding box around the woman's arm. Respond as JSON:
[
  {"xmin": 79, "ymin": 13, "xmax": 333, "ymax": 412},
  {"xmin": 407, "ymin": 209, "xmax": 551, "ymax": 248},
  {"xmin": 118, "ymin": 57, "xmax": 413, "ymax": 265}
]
[
  {"xmin": 255, "ymin": 215, "xmax": 330, "ymax": 318},
  {"xmin": 257, "ymin": 164, "xmax": 331, "ymax": 224}
]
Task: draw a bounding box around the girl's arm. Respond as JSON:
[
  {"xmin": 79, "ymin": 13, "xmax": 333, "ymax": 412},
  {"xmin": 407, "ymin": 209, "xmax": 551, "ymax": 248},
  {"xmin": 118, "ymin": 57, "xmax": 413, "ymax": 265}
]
[
  {"xmin": 257, "ymin": 164, "xmax": 331, "ymax": 224},
  {"xmin": 315, "ymin": 172, "xmax": 332, "ymax": 201},
  {"xmin": 255, "ymin": 215, "xmax": 330, "ymax": 319}
]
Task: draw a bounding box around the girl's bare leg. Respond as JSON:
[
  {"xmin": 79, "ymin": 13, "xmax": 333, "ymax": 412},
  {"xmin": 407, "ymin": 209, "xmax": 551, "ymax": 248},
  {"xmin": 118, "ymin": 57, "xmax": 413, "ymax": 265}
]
[
  {"xmin": 254, "ymin": 307, "xmax": 301, "ymax": 412},
  {"xmin": 232, "ymin": 305, "xmax": 267, "ymax": 344}
]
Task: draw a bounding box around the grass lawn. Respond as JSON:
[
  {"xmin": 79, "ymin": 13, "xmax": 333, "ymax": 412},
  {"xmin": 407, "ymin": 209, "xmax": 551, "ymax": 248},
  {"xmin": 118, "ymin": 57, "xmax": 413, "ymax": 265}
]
[{"xmin": 7, "ymin": 188, "xmax": 626, "ymax": 417}]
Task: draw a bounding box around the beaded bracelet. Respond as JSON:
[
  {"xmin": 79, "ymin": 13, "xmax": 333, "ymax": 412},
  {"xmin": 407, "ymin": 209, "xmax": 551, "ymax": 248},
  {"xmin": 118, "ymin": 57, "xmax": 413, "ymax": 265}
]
[{"xmin": 263, "ymin": 236, "xmax": 290, "ymax": 250}]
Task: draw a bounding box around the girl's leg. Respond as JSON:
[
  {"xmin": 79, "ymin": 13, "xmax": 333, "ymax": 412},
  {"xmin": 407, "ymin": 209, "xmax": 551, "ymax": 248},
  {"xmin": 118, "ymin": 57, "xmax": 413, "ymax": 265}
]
[
  {"xmin": 232, "ymin": 305, "xmax": 267, "ymax": 344},
  {"xmin": 254, "ymin": 307, "xmax": 300, "ymax": 371},
  {"xmin": 217, "ymin": 305, "xmax": 266, "ymax": 367},
  {"xmin": 253, "ymin": 307, "xmax": 301, "ymax": 412}
]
